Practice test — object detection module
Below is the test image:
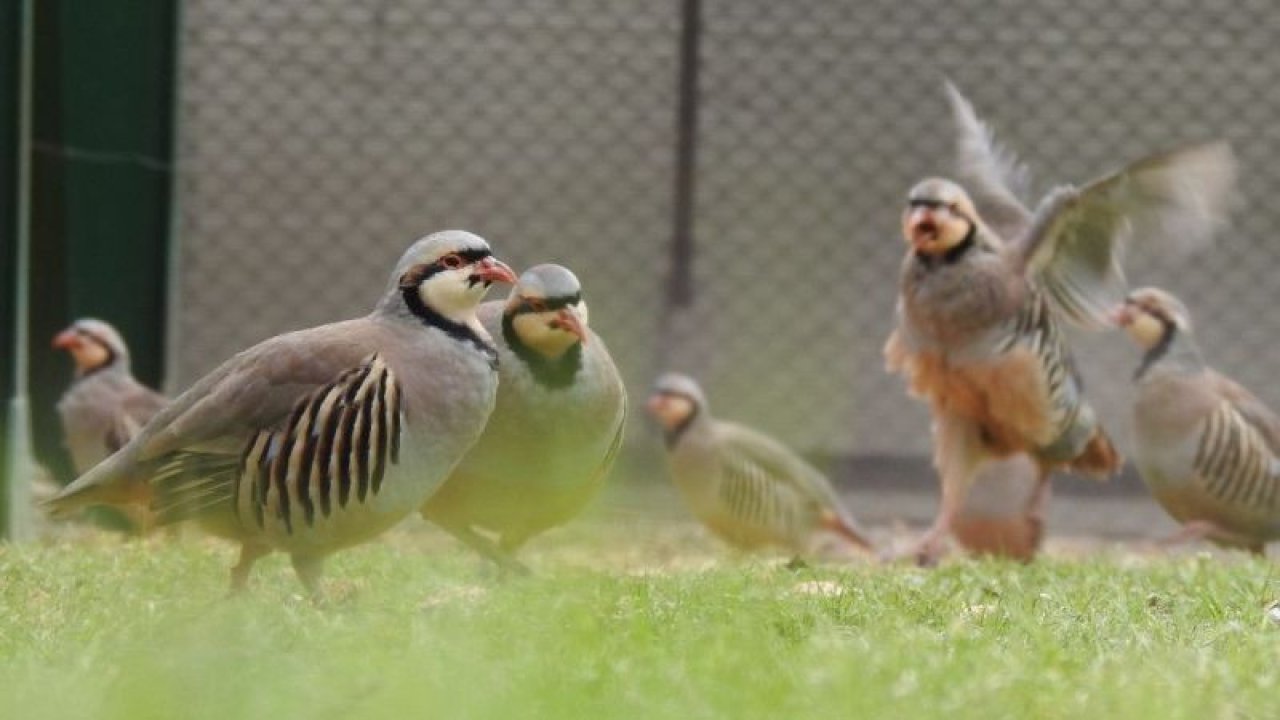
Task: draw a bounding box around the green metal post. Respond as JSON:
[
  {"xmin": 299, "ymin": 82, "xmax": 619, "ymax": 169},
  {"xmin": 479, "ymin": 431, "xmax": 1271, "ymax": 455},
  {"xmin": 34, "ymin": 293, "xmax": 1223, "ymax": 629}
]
[{"xmin": 5, "ymin": 0, "xmax": 38, "ymax": 540}]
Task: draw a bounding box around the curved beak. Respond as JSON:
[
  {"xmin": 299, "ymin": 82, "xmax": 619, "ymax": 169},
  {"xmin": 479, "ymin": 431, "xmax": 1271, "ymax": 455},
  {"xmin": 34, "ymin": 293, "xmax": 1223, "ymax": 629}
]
[
  {"xmin": 550, "ymin": 307, "xmax": 588, "ymax": 344},
  {"xmin": 904, "ymin": 207, "xmax": 939, "ymax": 249},
  {"xmin": 52, "ymin": 329, "xmax": 78, "ymax": 350},
  {"xmin": 473, "ymin": 257, "xmax": 517, "ymax": 285},
  {"xmin": 1107, "ymin": 303, "xmax": 1134, "ymax": 328}
]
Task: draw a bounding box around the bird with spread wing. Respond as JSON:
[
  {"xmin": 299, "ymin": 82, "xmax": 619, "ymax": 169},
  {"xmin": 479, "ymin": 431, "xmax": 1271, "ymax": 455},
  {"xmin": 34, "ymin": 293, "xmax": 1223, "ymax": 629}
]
[{"xmin": 885, "ymin": 83, "xmax": 1235, "ymax": 565}]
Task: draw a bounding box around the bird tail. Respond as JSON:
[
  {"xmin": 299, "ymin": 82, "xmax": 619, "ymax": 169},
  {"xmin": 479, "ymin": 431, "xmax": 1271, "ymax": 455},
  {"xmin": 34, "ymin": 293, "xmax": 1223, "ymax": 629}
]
[
  {"xmin": 43, "ymin": 452, "xmax": 142, "ymax": 518},
  {"xmin": 1071, "ymin": 428, "xmax": 1121, "ymax": 479},
  {"xmin": 820, "ymin": 511, "xmax": 875, "ymax": 552}
]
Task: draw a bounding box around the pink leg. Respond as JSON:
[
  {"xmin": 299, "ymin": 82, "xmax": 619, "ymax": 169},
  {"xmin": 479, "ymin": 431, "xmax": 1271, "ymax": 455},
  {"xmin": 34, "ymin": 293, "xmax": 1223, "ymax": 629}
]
[{"xmin": 898, "ymin": 415, "xmax": 985, "ymax": 567}]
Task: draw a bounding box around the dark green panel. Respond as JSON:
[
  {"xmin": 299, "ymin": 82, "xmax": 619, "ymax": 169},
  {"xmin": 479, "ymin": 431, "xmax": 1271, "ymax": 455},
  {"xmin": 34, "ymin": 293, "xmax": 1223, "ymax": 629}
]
[{"xmin": 29, "ymin": 0, "xmax": 177, "ymax": 494}]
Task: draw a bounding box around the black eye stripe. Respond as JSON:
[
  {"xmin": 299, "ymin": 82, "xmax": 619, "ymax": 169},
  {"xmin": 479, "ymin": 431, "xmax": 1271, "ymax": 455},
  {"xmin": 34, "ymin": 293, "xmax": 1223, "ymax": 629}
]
[
  {"xmin": 511, "ymin": 293, "xmax": 582, "ymax": 315},
  {"xmin": 400, "ymin": 248, "xmax": 493, "ymax": 288},
  {"xmin": 907, "ymin": 198, "xmax": 946, "ymax": 210}
]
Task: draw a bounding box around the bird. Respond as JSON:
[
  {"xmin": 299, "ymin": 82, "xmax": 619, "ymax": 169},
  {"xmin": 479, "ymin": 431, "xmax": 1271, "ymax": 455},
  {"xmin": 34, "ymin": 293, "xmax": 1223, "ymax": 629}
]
[
  {"xmin": 884, "ymin": 82, "xmax": 1235, "ymax": 565},
  {"xmin": 951, "ymin": 454, "xmax": 1045, "ymax": 562},
  {"xmin": 420, "ymin": 264, "xmax": 627, "ymax": 573},
  {"xmin": 45, "ymin": 230, "xmax": 517, "ymax": 596},
  {"xmin": 646, "ymin": 373, "xmax": 873, "ymax": 560},
  {"xmin": 52, "ymin": 319, "xmax": 169, "ymax": 532},
  {"xmin": 1112, "ymin": 287, "xmax": 1280, "ymax": 555}
]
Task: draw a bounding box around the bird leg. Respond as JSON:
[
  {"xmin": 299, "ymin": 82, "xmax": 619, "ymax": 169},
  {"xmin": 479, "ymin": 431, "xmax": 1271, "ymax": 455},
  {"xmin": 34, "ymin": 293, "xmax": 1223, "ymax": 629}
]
[
  {"xmin": 290, "ymin": 554, "xmax": 326, "ymax": 602},
  {"xmin": 439, "ymin": 523, "xmax": 532, "ymax": 576},
  {"xmin": 228, "ymin": 543, "xmax": 270, "ymax": 596},
  {"xmin": 1025, "ymin": 463, "xmax": 1054, "ymax": 526},
  {"xmin": 904, "ymin": 416, "xmax": 985, "ymax": 567}
]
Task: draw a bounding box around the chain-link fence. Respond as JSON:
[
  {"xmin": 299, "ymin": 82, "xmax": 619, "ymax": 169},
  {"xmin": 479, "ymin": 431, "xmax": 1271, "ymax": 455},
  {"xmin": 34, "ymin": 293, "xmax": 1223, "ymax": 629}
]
[{"xmin": 172, "ymin": 0, "xmax": 1280, "ymax": 480}]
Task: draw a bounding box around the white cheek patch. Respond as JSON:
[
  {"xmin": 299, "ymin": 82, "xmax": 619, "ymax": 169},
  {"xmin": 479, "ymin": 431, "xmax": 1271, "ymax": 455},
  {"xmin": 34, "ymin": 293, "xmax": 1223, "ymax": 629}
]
[
  {"xmin": 576, "ymin": 300, "xmax": 590, "ymax": 328},
  {"xmin": 512, "ymin": 311, "xmax": 579, "ymax": 357},
  {"xmin": 421, "ymin": 270, "xmax": 490, "ymax": 325},
  {"xmin": 660, "ymin": 396, "xmax": 695, "ymax": 427},
  {"xmin": 1127, "ymin": 313, "xmax": 1166, "ymax": 348}
]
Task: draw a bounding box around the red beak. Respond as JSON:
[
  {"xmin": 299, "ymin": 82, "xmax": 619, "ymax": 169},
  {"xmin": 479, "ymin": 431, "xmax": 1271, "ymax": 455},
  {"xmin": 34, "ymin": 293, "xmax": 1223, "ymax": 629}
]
[
  {"xmin": 1107, "ymin": 304, "xmax": 1133, "ymax": 328},
  {"xmin": 905, "ymin": 207, "xmax": 939, "ymax": 248},
  {"xmin": 52, "ymin": 329, "xmax": 79, "ymax": 350},
  {"xmin": 473, "ymin": 257, "xmax": 517, "ymax": 285},
  {"xmin": 645, "ymin": 395, "xmax": 665, "ymax": 416},
  {"xmin": 550, "ymin": 308, "xmax": 588, "ymax": 344}
]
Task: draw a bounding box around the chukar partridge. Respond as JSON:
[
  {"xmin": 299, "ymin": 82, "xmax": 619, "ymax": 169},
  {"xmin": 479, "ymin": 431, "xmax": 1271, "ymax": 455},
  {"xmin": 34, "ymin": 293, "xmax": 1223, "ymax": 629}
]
[
  {"xmin": 45, "ymin": 230, "xmax": 516, "ymax": 595},
  {"xmin": 1113, "ymin": 288, "xmax": 1280, "ymax": 555},
  {"xmin": 53, "ymin": 319, "xmax": 168, "ymax": 531},
  {"xmin": 421, "ymin": 264, "xmax": 627, "ymax": 572},
  {"xmin": 885, "ymin": 82, "xmax": 1235, "ymax": 565},
  {"xmin": 646, "ymin": 373, "xmax": 873, "ymax": 559}
]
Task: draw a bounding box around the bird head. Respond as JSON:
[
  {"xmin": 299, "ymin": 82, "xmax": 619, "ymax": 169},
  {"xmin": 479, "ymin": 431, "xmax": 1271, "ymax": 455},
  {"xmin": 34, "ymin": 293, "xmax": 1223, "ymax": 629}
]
[
  {"xmin": 902, "ymin": 178, "xmax": 979, "ymax": 256},
  {"xmin": 53, "ymin": 318, "xmax": 128, "ymax": 376},
  {"xmin": 391, "ymin": 230, "xmax": 516, "ymax": 327},
  {"xmin": 1110, "ymin": 287, "xmax": 1193, "ymax": 350},
  {"xmin": 646, "ymin": 372, "xmax": 706, "ymax": 431},
  {"xmin": 504, "ymin": 264, "xmax": 590, "ymax": 358}
]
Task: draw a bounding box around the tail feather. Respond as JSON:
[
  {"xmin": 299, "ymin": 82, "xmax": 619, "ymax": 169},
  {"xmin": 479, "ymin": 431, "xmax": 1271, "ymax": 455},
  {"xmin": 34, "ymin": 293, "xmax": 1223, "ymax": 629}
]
[
  {"xmin": 43, "ymin": 453, "xmax": 138, "ymax": 518},
  {"xmin": 820, "ymin": 511, "xmax": 875, "ymax": 552},
  {"xmin": 151, "ymin": 451, "xmax": 238, "ymax": 525},
  {"xmin": 1072, "ymin": 429, "xmax": 1121, "ymax": 479}
]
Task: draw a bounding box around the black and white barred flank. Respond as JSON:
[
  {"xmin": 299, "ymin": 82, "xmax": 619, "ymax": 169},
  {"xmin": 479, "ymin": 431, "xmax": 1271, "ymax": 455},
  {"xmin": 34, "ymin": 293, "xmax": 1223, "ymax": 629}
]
[
  {"xmin": 1194, "ymin": 402, "xmax": 1280, "ymax": 510},
  {"xmin": 153, "ymin": 355, "xmax": 403, "ymax": 531}
]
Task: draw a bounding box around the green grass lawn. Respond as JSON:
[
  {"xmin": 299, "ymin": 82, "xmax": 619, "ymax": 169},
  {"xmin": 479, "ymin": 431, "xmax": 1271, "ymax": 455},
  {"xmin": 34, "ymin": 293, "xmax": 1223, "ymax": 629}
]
[{"xmin": 2, "ymin": 521, "xmax": 1278, "ymax": 720}]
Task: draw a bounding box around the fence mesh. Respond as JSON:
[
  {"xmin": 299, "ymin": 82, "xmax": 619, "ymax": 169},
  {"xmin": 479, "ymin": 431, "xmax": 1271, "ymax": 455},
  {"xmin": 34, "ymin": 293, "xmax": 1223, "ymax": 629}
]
[{"xmin": 173, "ymin": 0, "xmax": 1280, "ymax": 471}]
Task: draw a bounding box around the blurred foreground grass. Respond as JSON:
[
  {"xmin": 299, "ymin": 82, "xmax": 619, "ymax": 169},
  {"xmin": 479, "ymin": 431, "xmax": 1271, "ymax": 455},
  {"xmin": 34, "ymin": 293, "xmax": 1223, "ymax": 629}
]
[{"xmin": 2, "ymin": 517, "xmax": 1279, "ymax": 720}]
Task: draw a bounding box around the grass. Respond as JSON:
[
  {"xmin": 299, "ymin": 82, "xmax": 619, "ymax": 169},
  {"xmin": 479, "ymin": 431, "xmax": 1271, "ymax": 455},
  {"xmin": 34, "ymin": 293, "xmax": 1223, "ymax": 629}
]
[{"xmin": 2, "ymin": 517, "xmax": 1279, "ymax": 720}]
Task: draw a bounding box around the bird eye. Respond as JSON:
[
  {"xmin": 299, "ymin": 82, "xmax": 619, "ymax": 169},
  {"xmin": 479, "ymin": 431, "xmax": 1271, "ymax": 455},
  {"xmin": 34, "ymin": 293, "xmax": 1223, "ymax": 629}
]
[
  {"xmin": 439, "ymin": 254, "xmax": 464, "ymax": 270},
  {"xmin": 527, "ymin": 299, "xmax": 547, "ymax": 312},
  {"xmin": 948, "ymin": 203, "xmax": 960, "ymax": 214}
]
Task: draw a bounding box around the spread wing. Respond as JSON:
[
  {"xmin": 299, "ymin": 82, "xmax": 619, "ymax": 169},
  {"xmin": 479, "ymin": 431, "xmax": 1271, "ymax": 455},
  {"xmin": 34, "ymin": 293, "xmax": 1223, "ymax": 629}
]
[
  {"xmin": 1015, "ymin": 142, "xmax": 1234, "ymax": 329},
  {"xmin": 946, "ymin": 81, "xmax": 1034, "ymax": 240}
]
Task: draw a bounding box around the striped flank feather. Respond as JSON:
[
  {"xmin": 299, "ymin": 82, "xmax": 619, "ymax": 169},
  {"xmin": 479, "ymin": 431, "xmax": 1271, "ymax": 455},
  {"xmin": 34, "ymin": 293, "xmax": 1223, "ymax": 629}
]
[
  {"xmin": 1194, "ymin": 402, "xmax": 1280, "ymax": 511},
  {"xmin": 154, "ymin": 355, "xmax": 403, "ymax": 531}
]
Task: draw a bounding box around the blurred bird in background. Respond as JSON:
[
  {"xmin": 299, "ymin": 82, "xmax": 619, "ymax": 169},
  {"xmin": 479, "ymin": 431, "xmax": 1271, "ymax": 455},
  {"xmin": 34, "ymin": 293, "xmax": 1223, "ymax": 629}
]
[
  {"xmin": 421, "ymin": 264, "xmax": 627, "ymax": 574},
  {"xmin": 885, "ymin": 82, "xmax": 1235, "ymax": 565},
  {"xmin": 44, "ymin": 231, "xmax": 515, "ymax": 597},
  {"xmin": 1114, "ymin": 287, "xmax": 1280, "ymax": 555},
  {"xmin": 53, "ymin": 318, "xmax": 169, "ymax": 533},
  {"xmin": 647, "ymin": 373, "xmax": 874, "ymax": 563}
]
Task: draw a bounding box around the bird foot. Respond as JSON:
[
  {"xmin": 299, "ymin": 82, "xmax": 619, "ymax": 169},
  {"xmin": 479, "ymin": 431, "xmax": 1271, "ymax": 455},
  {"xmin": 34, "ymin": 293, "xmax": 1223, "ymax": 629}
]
[{"xmin": 882, "ymin": 535, "xmax": 948, "ymax": 567}]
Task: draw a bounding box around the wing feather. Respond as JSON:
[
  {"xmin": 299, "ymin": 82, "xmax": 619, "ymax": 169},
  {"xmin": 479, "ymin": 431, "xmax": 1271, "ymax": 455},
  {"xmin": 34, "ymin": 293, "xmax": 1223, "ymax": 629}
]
[{"xmin": 1018, "ymin": 142, "xmax": 1235, "ymax": 329}]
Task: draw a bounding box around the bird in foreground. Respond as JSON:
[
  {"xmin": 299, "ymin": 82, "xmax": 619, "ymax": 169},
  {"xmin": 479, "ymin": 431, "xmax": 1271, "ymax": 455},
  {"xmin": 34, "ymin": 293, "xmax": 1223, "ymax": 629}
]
[
  {"xmin": 646, "ymin": 373, "xmax": 874, "ymax": 560},
  {"xmin": 45, "ymin": 230, "xmax": 516, "ymax": 596},
  {"xmin": 951, "ymin": 454, "xmax": 1045, "ymax": 562},
  {"xmin": 1113, "ymin": 287, "xmax": 1280, "ymax": 555},
  {"xmin": 884, "ymin": 82, "xmax": 1235, "ymax": 565},
  {"xmin": 53, "ymin": 319, "xmax": 169, "ymax": 532},
  {"xmin": 421, "ymin": 264, "xmax": 627, "ymax": 573}
]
